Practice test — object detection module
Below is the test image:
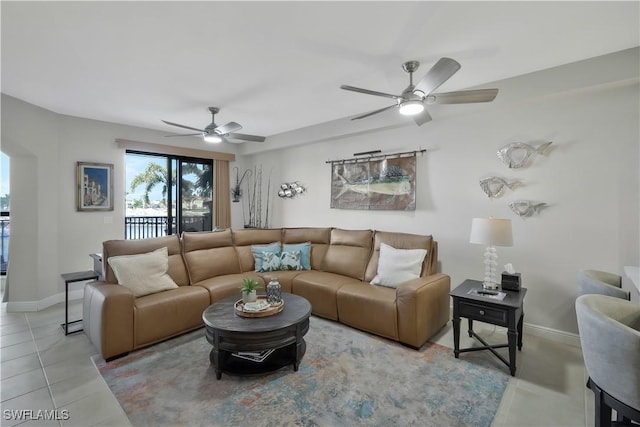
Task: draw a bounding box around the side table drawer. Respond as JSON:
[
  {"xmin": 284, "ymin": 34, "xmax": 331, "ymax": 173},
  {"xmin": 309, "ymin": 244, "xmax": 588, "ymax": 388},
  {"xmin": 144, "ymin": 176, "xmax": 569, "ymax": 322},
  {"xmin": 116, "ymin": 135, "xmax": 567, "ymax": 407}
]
[{"xmin": 459, "ymin": 301, "xmax": 507, "ymax": 326}]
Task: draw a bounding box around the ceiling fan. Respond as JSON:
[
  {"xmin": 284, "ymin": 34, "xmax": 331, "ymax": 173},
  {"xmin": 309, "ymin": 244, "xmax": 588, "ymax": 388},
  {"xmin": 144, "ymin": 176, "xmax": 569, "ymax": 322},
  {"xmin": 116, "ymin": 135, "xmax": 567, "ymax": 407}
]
[
  {"xmin": 340, "ymin": 58, "xmax": 499, "ymax": 126},
  {"xmin": 162, "ymin": 107, "xmax": 266, "ymax": 143}
]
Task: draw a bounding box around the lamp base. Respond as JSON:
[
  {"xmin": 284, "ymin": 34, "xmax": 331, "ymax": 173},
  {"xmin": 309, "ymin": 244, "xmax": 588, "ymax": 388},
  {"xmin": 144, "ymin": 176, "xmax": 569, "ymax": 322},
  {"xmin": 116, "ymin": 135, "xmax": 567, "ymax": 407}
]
[
  {"xmin": 482, "ymin": 281, "xmax": 499, "ymax": 290},
  {"xmin": 482, "ymin": 245, "xmax": 499, "ymax": 291}
]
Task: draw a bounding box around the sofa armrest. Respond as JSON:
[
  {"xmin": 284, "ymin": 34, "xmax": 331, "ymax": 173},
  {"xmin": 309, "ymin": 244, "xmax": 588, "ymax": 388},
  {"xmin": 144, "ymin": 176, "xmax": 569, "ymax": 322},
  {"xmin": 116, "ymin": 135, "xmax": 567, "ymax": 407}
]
[
  {"xmin": 83, "ymin": 282, "xmax": 135, "ymax": 360},
  {"xmin": 396, "ymin": 273, "xmax": 451, "ymax": 348}
]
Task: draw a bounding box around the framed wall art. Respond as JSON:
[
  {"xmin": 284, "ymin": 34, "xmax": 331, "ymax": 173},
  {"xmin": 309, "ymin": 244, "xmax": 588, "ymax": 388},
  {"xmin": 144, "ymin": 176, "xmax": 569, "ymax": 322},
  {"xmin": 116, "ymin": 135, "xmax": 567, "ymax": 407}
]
[
  {"xmin": 330, "ymin": 155, "xmax": 416, "ymax": 211},
  {"xmin": 77, "ymin": 162, "xmax": 114, "ymax": 211}
]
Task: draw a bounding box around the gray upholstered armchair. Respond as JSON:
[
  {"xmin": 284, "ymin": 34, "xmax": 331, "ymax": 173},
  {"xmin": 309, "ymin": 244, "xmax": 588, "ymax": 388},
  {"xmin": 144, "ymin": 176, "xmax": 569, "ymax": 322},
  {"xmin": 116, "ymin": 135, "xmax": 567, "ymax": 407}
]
[
  {"xmin": 577, "ymin": 269, "xmax": 630, "ymax": 300},
  {"xmin": 575, "ymin": 294, "xmax": 640, "ymax": 426}
]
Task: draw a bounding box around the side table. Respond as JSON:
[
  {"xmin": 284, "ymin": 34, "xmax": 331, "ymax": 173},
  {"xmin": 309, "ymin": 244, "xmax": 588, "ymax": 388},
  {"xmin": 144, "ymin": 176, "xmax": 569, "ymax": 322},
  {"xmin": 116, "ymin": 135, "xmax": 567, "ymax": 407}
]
[
  {"xmin": 60, "ymin": 270, "xmax": 99, "ymax": 335},
  {"xmin": 450, "ymin": 279, "xmax": 527, "ymax": 376}
]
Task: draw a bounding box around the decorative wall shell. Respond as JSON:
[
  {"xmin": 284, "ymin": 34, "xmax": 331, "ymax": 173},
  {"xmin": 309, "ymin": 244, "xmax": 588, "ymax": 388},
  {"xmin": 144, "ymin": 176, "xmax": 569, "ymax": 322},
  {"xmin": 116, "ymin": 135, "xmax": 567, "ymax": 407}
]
[
  {"xmin": 497, "ymin": 141, "xmax": 552, "ymax": 168},
  {"xmin": 508, "ymin": 200, "xmax": 547, "ymax": 217}
]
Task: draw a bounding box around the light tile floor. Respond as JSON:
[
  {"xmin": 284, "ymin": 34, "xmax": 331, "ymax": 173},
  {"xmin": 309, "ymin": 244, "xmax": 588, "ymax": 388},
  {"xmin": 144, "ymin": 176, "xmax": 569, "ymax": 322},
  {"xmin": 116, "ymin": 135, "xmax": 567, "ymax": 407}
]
[{"xmin": 1, "ymin": 299, "xmax": 593, "ymax": 427}]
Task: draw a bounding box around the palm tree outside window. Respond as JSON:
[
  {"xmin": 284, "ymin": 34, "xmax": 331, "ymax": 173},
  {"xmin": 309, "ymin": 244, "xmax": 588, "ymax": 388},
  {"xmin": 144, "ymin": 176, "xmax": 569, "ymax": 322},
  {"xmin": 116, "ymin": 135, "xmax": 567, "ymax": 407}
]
[{"xmin": 126, "ymin": 151, "xmax": 213, "ymax": 239}]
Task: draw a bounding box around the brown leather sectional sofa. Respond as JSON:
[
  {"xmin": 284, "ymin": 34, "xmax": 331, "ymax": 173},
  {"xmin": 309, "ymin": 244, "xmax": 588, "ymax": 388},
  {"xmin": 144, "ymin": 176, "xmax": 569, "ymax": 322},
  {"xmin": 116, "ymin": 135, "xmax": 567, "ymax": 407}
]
[{"xmin": 83, "ymin": 227, "xmax": 451, "ymax": 360}]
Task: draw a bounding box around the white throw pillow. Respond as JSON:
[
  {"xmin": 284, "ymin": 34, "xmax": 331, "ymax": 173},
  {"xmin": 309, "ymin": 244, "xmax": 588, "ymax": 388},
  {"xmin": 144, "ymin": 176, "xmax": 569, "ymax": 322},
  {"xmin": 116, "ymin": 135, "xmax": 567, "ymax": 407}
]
[
  {"xmin": 107, "ymin": 247, "xmax": 179, "ymax": 297},
  {"xmin": 370, "ymin": 243, "xmax": 427, "ymax": 288}
]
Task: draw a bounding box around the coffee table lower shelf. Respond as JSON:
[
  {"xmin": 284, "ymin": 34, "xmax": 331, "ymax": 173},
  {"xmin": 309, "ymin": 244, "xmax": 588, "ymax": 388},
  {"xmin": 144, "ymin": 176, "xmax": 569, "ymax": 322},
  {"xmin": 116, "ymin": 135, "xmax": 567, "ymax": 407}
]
[{"xmin": 211, "ymin": 341, "xmax": 307, "ymax": 378}]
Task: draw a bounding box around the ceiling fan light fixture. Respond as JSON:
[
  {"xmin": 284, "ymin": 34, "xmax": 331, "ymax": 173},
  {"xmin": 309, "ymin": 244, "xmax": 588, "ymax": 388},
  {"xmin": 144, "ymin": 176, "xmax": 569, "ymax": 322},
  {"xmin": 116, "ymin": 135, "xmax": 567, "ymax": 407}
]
[
  {"xmin": 398, "ymin": 99, "xmax": 425, "ymax": 116},
  {"xmin": 203, "ymin": 133, "xmax": 222, "ymax": 143}
]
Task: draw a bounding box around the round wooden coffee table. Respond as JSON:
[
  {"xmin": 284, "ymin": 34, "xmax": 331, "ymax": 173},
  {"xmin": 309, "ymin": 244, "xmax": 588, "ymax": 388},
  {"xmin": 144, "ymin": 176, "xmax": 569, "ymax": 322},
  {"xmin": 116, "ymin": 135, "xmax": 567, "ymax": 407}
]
[{"xmin": 202, "ymin": 292, "xmax": 311, "ymax": 380}]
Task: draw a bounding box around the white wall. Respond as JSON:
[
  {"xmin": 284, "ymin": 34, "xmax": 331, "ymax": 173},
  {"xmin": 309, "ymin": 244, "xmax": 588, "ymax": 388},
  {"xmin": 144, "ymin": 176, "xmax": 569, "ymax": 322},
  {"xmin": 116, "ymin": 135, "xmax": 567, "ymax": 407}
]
[
  {"xmin": 1, "ymin": 96, "xmax": 237, "ymax": 308},
  {"xmin": 2, "ymin": 48, "xmax": 637, "ymax": 335},
  {"xmin": 235, "ymin": 48, "xmax": 640, "ymax": 335}
]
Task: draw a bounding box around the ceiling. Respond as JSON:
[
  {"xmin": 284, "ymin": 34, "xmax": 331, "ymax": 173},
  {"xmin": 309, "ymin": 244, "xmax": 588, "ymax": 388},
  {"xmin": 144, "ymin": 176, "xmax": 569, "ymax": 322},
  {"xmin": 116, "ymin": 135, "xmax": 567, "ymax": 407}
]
[{"xmin": 2, "ymin": 1, "xmax": 638, "ymax": 146}]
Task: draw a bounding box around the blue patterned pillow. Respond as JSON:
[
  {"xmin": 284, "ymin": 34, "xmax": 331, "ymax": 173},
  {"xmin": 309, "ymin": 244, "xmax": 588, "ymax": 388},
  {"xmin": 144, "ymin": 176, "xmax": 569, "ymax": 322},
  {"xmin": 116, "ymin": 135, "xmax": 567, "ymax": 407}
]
[
  {"xmin": 260, "ymin": 251, "xmax": 281, "ymax": 272},
  {"xmin": 251, "ymin": 242, "xmax": 281, "ymax": 271},
  {"xmin": 283, "ymin": 242, "xmax": 311, "ymax": 270},
  {"xmin": 280, "ymin": 250, "xmax": 303, "ymax": 271}
]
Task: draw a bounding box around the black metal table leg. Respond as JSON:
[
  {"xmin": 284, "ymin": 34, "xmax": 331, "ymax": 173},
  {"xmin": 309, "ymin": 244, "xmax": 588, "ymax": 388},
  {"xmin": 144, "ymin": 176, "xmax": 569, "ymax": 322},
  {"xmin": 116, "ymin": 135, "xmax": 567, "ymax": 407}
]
[{"xmin": 60, "ymin": 270, "xmax": 98, "ymax": 335}]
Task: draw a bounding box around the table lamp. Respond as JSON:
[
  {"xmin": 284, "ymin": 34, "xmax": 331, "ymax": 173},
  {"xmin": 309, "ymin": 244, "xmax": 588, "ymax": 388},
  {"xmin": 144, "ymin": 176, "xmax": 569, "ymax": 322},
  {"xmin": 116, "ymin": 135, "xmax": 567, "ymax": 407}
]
[{"xmin": 470, "ymin": 218, "xmax": 513, "ymax": 290}]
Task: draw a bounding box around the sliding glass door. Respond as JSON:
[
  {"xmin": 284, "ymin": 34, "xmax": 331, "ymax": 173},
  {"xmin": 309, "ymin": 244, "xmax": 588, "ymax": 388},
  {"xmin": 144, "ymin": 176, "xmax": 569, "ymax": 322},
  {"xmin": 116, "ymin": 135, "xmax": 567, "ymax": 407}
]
[
  {"xmin": 177, "ymin": 159, "xmax": 213, "ymax": 233},
  {"xmin": 125, "ymin": 152, "xmax": 213, "ymax": 239}
]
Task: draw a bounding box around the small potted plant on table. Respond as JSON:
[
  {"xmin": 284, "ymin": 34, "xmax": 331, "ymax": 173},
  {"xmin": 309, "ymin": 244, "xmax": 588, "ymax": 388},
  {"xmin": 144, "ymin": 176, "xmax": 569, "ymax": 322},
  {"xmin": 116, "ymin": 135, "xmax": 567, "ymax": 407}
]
[{"xmin": 240, "ymin": 278, "xmax": 261, "ymax": 303}]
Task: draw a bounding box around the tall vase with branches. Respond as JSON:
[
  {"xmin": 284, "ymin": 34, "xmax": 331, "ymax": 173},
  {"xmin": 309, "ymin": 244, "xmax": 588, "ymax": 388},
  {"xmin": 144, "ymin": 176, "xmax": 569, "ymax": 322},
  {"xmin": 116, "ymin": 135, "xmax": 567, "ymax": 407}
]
[{"xmin": 243, "ymin": 165, "xmax": 272, "ymax": 229}]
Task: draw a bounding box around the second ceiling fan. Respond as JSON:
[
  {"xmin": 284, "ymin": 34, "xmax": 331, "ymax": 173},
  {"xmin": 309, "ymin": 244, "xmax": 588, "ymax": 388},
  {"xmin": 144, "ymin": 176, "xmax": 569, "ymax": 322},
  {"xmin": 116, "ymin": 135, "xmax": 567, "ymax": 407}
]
[
  {"xmin": 162, "ymin": 107, "xmax": 265, "ymax": 143},
  {"xmin": 340, "ymin": 57, "xmax": 498, "ymax": 126}
]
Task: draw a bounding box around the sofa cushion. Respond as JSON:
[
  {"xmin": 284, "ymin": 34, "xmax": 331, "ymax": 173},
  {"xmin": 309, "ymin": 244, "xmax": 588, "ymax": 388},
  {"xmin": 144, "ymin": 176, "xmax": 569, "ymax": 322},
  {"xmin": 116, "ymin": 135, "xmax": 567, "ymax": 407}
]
[
  {"xmin": 252, "ymin": 242, "xmax": 281, "ymax": 272},
  {"xmin": 283, "ymin": 228, "xmax": 331, "ymax": 270},
  {"xmin": 364, "ymin": 231, "xmax": 433, "ymax": 282},
  {"xmin": 283, "ymin": 228, "xmax": 330, "ymax": 244},
  {"xmin": 258, "ymin": 250, "xmax": 303, "ymax": 272},
  {"xmin": 194, "ymin": 273, "xmax": 264, "ymax": 302},
  {"xmin": 254, "ymin": 270, "xmax": 299, "ymax": 293},
  {"xmin": 182, "ymin": 230, "xmax": 241, "ymax": 283},
  {"xmin": 280, "ymin": 250, "xmax": 303, "ymax": 271},
  {"xmin": 321, "ymin": 229, "xmax": 372, "ymax": 280},
  {"xmin": 183, "ymin": 229, "xmax": 234, "ymax": 251},
  {"xmin": 260, "ymin": 251, "xmax": 280, "ymax": 272},
  {"xmin": 292, "ymin": 271, "xmax": 362, "ymax": 320},
  {"xmin": 233, "ymin": 228, "xmax": 283, "ymax": 246},
  {"xmin": 283, "ymin": 242, "xmax": 311, "ymax": 270},
  {"xmin": 103, "ymin": 235, "xmax": 189, "ymax": 286},
  {"xmin": 259, "ymin": 252, "xmax": 275, "ymax": 271},
  {"xmin": 107, "ymin": 247, "xmax": 179, "ymax": 297},
  {"xmin": 185, "ymin": 246, "xmax": 240, "ymax": 283},
  {"xmin": 337, "ymin": 282, "xmax": 399, "ymax": 340},
  {"xmin": 233, "ymin": 229, "xmax": 284, "ymax": 271},
  {"xmin": 133, "ymin": 285, "xmax": 210, "ymax": 347},
  {"xmin": 370, "ymin": 243, "xmax": 427, "ymax": 288}
]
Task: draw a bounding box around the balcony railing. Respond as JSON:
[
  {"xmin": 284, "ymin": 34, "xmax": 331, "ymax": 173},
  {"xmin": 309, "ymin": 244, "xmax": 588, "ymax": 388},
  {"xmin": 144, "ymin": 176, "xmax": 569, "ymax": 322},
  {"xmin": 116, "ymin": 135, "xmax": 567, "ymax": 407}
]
[
  {"xmin": 125, "ymin": 216, "xmax": 173, "ymax": 239},
  {"xmin": 125, "ymin": 216, "xmax": 209, "ymax": 239},
  {"xmin": 1, "ymin": 216, "xmax": 8, "ymax": 275}
]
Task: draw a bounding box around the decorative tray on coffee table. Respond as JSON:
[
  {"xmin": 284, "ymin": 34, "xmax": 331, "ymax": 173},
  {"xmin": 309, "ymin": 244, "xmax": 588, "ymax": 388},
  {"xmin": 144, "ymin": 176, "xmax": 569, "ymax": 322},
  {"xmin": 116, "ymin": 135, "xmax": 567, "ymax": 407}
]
[{"xmin": 234, "ymin": 296, "xmax": 284, "ymax": 318}]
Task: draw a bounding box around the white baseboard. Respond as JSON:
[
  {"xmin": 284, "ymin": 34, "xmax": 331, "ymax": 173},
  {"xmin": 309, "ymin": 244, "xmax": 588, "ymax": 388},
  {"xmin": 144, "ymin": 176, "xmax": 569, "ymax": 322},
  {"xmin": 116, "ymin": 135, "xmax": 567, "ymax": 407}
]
[
  {"xmin": 6, "ymin": 289, "xmax": 84, "ymax": 313},
  {"xmin": 523, "ymin": 322, "xmax": 581, "ymax": 348}
]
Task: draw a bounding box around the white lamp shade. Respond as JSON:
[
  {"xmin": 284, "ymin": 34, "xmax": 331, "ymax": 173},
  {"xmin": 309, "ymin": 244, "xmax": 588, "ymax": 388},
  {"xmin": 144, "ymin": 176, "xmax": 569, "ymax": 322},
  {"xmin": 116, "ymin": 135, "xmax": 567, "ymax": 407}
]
[{"xmin": 469, "ymin": 218, "xmax": 513, "ymax": 247}]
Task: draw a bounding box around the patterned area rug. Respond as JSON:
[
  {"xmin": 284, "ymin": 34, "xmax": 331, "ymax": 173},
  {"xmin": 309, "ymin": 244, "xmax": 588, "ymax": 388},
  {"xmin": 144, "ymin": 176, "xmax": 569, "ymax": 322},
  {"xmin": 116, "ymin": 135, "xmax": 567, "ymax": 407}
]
[{"xmin": 94, "ymin": 317, "xmax": 509, "ymax": 426}]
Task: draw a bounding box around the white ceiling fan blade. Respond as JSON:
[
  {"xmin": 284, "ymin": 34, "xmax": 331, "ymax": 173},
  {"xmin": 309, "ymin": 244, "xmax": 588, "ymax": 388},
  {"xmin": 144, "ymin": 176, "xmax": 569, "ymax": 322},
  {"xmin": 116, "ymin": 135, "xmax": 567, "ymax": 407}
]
[
  {"xmin": 227, "ymin": 132, "xmax": 266, "ymax": 143},
  {"xmin": 214, "ymin": 121, "xmax": 242, "ymax": 135},
  {"xmin": 164, "ymin": 133, "xmax": 202, "ymax": 137},
  {"xmin": 161, "ymin": 120, "xmax": 205, "ymax": 133},
  {"xmin": 351, "ymin": 104, "xmax": 397, "ymax": 120},
  {"xmin": 413, "ymin": 58, "xmax": 461, "ymax": 96},
  {"xmin": 340, "ymin": 85, "xmax": 402, "ymax": 100},
  {"xmin": 427, "ymin": 89, "xmax": 499, "ymax": 104}
]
